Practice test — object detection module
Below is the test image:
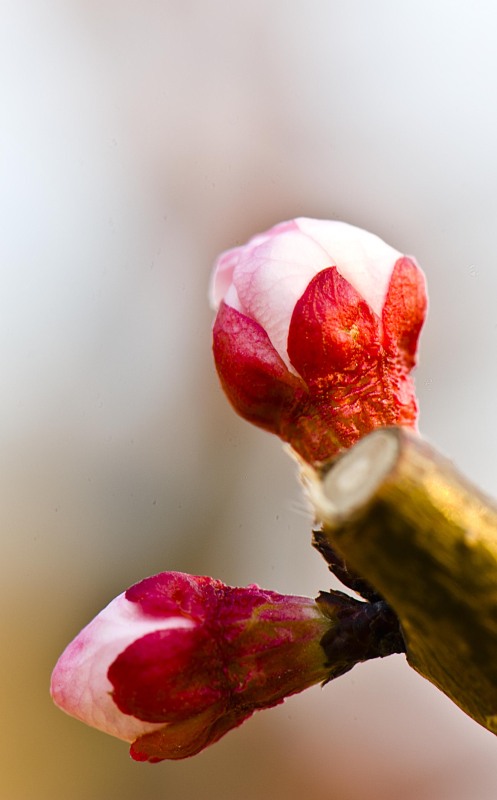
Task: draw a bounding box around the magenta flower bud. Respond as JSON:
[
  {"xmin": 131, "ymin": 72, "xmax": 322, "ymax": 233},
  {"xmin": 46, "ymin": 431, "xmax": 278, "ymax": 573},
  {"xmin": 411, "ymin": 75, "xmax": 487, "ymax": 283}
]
[
  {"xmin": 211, "ymin": 218, "xmax": 427, "ymax": 464},
  {"xmin": 51, "ymin": 572, "xmax": 335, "ymax": 762}
]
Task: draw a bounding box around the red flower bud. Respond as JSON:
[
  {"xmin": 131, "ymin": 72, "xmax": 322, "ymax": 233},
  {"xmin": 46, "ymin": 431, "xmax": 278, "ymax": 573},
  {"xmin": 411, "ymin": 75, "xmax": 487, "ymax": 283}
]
[
  {"xmin": 51, "ymin": 572, "xmax": 334, "ymax": 762},
  {"xmin": 211, "ymin": 218, "xmax": 427, "ymax": 463}
]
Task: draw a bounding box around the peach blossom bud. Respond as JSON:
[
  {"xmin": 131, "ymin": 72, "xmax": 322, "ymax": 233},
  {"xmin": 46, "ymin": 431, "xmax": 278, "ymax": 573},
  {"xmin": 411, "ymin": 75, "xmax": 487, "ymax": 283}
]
[
  {"xmin": 211, "ymin": 218, "xmax": 427, "ymax": 463},
  {"xmin": 51, "ymin": 572, "xmax": 334, "ymax": 761}
]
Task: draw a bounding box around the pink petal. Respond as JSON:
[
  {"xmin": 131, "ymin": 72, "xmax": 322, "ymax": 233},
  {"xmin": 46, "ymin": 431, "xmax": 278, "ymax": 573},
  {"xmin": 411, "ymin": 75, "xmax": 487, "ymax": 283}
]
[
  {"xmin": 208, "ymin": 246, "xmax": 241, "ymax": 310},
  {"xmin": 232, "ymin": 229, "xmax": 332, "ymax": 368},
  {"xmin": 208, "ymin": 219, "xmax": 300, "ymax": 311},
  {"xmin": 50, "ymin": 592, "xmax": 193, "ymax": 742}
]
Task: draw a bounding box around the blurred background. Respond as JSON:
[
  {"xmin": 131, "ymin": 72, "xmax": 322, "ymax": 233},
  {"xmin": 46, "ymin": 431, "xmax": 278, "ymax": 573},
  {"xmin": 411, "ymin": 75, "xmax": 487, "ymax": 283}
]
[{"xmin": 3, "ymin": 1, "xmax": 497, "ymax": 798}]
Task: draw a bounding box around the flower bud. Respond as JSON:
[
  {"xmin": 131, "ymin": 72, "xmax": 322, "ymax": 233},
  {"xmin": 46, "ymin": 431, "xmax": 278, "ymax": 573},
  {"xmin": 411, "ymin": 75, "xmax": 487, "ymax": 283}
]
[
  {"xmin": 211, "ymin": 217, "xmax": 427, "ymax": 464},
  {"xmin": 51, "ymin": 572, "xmax": 336, "ymax": 762}
]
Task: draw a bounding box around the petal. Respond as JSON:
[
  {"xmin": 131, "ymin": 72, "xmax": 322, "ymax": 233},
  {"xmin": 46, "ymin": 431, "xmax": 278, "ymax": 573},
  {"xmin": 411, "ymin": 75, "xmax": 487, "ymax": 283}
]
[
  {"xmin": 130, "ymin": 706, "xmax": 252, "ymax": 762},
  {"xmin": 208, "ymin": 246, "xmax": 241, "ymax": 310},
  {"xmin": 208, "ymin": 219, "xmax": 300, "ymax": 311},
  {"xmin": 125, "ymin": 572, "xmax": 222, "ymax": 621},
  {"xmin": 232, "ymin": 229, "xmax": 332, "ymax": 367},
  {"xmin": 109, "ymin": 626, "xmax": 223, "ymax": 723},
  {"xmin": 382, "ymin": 256, "xmax": 428, "ymax": 368},
  {"xmin": 295, "ymin": 218, "xmax": 400, "ymax": 316},
  {"xmin": 50, "ymin": 593, "xmax": 193, "ymax": 742},
  {"xmin": 213, "ymin": 301, "xmax": 305, "ymax": 433},
  {"xmin": 287, "ymin": 267, "xmax": 381, "ymax": 383}
]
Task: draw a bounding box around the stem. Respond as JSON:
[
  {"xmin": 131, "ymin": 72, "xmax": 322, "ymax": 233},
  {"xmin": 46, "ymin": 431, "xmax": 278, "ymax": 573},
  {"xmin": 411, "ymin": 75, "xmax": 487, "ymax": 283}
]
[{"xmin": 306, "ymin": 426, "xmax": 497, "ymax": 735}]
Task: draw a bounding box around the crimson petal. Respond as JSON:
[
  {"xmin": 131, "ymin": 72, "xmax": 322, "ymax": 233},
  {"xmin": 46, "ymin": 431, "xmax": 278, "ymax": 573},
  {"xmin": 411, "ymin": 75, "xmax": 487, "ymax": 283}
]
[
  {"xmin": 130, "ymin": 706, "xmax": 252, "ymax": 762},
  {"xmin": 213, "ymin": 301, "xmax": 305, "ymax": 433},
  {"xmin": 109, "ymin": 627, "xmax": 224, "ymax": 723},
  {"xmin": 125, "ymin": 572, "xmax": 217, "ymax": 621}
]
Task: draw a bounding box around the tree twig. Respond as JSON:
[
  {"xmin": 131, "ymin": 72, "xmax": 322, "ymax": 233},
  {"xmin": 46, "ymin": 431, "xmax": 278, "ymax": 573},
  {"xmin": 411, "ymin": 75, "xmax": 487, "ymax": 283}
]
[{"xmin": 305, "ymin": 426, "xmax": 497, "ymax": 735}]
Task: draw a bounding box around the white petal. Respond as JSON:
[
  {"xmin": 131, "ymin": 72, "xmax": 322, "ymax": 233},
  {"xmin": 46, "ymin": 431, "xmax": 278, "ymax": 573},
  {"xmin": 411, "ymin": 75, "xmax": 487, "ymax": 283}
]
[{"xmin": 295, "ymin": 218, "xmax": 401, "ymax": 316}]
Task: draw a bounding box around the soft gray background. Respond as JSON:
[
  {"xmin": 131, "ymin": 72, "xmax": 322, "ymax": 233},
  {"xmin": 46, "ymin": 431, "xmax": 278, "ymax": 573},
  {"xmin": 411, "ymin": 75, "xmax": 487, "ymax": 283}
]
[{"xmin": 3, "ymin": 2, "xmax": 497, "ymax": 798}]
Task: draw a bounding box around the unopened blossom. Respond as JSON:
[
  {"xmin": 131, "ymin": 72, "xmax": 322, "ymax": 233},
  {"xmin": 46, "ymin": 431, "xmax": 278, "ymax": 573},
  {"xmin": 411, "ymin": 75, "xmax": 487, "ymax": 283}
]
[
  {"xmin": 51, "ymin": 571, "xmax": 337, "ymax": 762},
  {"xmin": 211, "ymin": 217, "xmax": 427, "ymax": 464}
]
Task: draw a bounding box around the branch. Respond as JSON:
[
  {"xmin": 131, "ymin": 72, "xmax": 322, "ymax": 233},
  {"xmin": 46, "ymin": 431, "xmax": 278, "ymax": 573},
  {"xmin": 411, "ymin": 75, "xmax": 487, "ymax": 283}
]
[{"xmin": 305, "ymin": 426, "xmax": 497, "ymax": 735}]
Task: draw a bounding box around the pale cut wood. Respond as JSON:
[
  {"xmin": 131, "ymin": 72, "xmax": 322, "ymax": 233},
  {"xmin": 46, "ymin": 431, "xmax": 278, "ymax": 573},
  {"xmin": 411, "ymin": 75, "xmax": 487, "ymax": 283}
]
[{"xmin": 305, "ymin": 427, "xmax": 497, "ymax": 735}]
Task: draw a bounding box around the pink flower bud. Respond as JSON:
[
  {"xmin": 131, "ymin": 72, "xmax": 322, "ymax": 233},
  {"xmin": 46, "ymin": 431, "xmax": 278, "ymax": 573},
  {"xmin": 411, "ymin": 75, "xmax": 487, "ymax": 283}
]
[
  {"xmin": 51, "ymin": 572, "xmax": 334, "ymax": 762},
  {"xmin": 211, "ymin": 218, "xmax": 427, "ymax": 463}
]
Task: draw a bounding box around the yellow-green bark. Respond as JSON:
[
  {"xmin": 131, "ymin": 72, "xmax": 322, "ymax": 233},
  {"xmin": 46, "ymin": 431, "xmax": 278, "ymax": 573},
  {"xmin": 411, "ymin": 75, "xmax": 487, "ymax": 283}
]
[{"xmin": 307, "ymin": 427, "xmax": 497, "ymax": 734}]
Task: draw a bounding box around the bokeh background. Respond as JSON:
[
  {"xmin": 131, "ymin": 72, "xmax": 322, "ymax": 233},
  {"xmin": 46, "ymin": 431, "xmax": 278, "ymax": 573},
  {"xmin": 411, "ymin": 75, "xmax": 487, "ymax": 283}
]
[{"xmin": 3, "ymin": 2, "xmax": 497, "ymax": 798}]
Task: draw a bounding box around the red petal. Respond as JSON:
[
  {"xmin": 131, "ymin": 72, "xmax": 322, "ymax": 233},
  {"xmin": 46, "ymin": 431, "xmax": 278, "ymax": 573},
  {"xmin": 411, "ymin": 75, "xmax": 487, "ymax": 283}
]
[
  {"xmin": 287, "ymin": 267, "xmax": 381, "ymax": 383},
  {"xmin": 213, "ymin": 301, "xmax": 305, "ymax": 433},
  {"xmin": 382, "ymin": 257, "xmax": 427, "ymax": 368}
]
